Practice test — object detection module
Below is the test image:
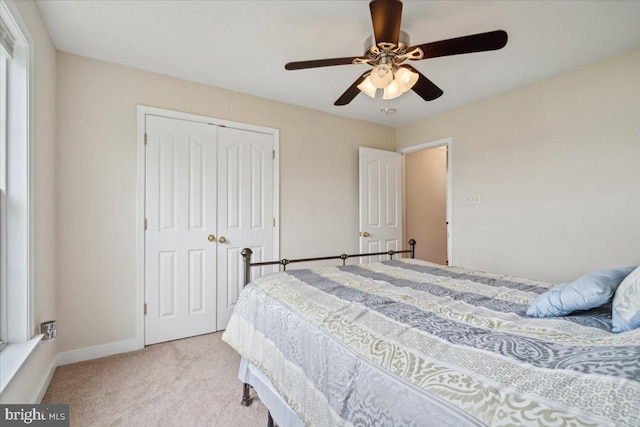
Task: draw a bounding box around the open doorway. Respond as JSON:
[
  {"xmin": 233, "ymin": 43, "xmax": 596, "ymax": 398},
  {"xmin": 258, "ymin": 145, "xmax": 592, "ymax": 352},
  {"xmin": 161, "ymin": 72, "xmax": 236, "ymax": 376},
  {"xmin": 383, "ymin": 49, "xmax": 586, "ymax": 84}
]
[{"xmin": 399, "ymin": 138, "xmax": 452, "ymax": 265}]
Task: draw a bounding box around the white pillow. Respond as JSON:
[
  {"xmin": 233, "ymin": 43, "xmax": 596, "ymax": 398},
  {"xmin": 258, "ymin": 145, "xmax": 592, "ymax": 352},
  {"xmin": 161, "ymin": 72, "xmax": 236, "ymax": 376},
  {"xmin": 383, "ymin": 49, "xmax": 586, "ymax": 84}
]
[{"xmin": 612, "ymin": 266, "xmax": 640, "ymax": 332}]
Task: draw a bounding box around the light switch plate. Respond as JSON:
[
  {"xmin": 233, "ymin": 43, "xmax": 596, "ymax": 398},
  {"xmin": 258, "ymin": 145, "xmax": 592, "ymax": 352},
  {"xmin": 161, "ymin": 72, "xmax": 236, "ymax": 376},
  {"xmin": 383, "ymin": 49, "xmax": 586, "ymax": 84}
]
[{"xmin": 466, "ymin": 194, "xmax": 481, "ymax": 205}]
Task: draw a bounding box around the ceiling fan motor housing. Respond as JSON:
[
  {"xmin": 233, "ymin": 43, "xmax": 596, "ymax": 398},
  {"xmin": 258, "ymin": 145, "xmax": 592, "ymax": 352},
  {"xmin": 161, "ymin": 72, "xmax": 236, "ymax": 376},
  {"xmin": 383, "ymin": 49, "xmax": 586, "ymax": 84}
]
[{"xmin": 364, "ymin": 30, "xmax": 411, "ymax": 58}]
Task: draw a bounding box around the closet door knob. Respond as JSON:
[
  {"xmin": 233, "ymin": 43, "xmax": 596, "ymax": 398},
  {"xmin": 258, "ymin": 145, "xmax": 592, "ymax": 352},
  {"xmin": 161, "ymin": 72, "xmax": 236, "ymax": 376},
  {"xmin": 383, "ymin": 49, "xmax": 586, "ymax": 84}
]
[
  {"xmin": 208, "ymin": 234, "xmax": 215, "ymax": 242},
  {"xmin": 362, "ymin": 232, "xmax": 370, "ymax": 237},
  {"xmin": 219, "ymin": 236, "xmax": 226, "ymax": 243}
]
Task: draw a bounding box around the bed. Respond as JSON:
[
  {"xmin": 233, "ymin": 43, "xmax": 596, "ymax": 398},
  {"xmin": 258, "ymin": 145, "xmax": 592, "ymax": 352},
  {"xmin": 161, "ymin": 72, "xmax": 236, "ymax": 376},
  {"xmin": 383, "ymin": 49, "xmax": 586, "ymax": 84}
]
[{"xmin": 221, "ymin": 242, "xmax": 640, "ymax": 427}]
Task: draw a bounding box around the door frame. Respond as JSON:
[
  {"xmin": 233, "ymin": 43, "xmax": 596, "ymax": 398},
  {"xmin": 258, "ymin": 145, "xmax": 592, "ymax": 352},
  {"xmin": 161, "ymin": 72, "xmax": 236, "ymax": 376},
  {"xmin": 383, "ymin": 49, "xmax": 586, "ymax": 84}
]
[
  {"xmin": 135, "ymin": 105, "xmax": 280, "ymax": 348},
  {"xmin": 397, "ymin": 137, "xmax": 453, "ymax": 265}
]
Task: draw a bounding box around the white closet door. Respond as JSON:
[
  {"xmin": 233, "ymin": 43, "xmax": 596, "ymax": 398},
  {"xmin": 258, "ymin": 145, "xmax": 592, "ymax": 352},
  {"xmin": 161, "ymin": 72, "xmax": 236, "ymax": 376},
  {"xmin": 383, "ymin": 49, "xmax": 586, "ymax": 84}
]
[
  {"xmin": 217, "ymin": 127, "xmax": 274, "ymax": 329},
  {"xmin": 359, "ymin": 147, "xmax": 403, "ymax": 262},
  {"xmin": 145, "ymin": 116, "xmax": 217, "ymax": 345}
]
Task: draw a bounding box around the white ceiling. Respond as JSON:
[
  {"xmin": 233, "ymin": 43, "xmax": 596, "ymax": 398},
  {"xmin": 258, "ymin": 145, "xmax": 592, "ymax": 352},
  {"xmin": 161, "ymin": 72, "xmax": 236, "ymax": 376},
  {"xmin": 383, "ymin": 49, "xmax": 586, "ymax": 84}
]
[{"xmin": 35, "ymin": 0, "xmax": 640, "ymax": 127}]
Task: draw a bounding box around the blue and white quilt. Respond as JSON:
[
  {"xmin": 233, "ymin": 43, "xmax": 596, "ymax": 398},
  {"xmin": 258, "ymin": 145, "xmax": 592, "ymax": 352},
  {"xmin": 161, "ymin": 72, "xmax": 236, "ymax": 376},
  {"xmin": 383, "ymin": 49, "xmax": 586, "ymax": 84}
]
[{"xmin": 223, "ymin": 259, "xmax": 640, "ymax": 426}]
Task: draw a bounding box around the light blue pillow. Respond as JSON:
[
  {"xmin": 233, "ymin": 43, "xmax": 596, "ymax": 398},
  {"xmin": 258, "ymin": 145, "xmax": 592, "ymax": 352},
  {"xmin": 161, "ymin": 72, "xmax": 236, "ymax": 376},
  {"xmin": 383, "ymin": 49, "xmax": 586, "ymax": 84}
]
[
  {"xmin": 527, "ymin": 266, "xmax": 635, "ymax": 318},
  {"xmin": 612, "ymin": 266, "xmax": 640, "ymax": 332}
]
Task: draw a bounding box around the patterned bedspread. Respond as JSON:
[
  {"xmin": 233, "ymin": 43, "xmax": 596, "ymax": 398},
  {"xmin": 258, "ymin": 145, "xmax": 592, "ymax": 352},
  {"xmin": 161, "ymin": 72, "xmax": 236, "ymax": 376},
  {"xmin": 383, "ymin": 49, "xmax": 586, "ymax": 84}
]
[{"xmin": 222, "ymin": 259, "xmax": 640, "ymax": 427}]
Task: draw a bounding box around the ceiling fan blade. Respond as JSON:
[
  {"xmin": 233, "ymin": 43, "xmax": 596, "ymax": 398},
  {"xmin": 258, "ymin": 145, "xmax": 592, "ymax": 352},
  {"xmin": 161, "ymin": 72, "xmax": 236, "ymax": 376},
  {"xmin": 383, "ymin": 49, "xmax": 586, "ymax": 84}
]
[
  {"xmin": 410, "ymin": 30, "xmax": 508, "ymax": 60},
  {"xmin": 369, "ymin": 0, "xmax": 403, "ymax": 46},
  {"xmin": 285, "ymin": 57, "xmax": 360, "ymax": 70},
  {"xmin": 334, "ymin": 72, "xmax": 369, "ymax": 106},
  {"xmin": 403, "ymin": 65, "xmax": 443, "ymax": 101}
]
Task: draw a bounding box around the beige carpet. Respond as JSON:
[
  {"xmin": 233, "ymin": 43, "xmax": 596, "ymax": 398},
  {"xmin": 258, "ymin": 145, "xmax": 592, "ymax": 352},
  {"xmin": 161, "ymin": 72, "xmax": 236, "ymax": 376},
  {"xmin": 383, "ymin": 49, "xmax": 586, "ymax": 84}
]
[{"xmin": 43, "ymin": 332, "xmax": 268, "ymax": 426}]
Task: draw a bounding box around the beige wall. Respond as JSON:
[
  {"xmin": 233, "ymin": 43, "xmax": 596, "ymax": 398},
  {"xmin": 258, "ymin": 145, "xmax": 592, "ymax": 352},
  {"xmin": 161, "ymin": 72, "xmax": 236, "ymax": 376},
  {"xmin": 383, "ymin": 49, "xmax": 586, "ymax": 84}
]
[
  {"xmin": 0, "ymin": 0, "xmax": 57, "ymax": 403},
  {"xmin": 404, "ymin": 148, "xmax": 447, "ymax": 264},
  {"xmin": 55, "ymin": 52, "xmax": 395, "ymax": 353},
  {"xmin": 397, "ymin": 48, "xmax": 640, "ymax": 283}
]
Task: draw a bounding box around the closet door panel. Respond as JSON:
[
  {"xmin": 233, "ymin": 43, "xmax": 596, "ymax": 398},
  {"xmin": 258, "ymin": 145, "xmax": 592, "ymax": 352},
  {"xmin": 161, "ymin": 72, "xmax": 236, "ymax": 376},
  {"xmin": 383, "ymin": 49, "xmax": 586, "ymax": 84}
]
[
  {"xmin": 216, "ymin": 127, "xmax": 274, "ymax": 329},
  {"xmin": 145, "ymin": 115, "xmax": 217, "ymax": 345}
]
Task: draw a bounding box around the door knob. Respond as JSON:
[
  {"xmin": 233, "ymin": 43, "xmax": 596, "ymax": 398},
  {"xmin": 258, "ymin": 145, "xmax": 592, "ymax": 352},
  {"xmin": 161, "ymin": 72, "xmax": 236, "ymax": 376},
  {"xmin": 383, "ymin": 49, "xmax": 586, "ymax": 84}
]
[
  {"xmin": 208, "ymin": 234, "xmax": 215, "ymax": 242},
  {"xmin": 362, "ymin": 232, "xmax": 370, "ymax": 237},
  {"xmin": 219, "ymin": 236, "xmax": 226, "ymax": 243}
]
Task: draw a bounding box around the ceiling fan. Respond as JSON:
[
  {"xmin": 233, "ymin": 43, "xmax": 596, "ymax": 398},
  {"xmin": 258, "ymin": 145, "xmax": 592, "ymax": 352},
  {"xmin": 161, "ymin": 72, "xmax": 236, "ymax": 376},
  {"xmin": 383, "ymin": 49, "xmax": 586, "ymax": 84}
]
[{"xmin": 285, "ymin": 0, "xmax": 508, "ymax": 106}]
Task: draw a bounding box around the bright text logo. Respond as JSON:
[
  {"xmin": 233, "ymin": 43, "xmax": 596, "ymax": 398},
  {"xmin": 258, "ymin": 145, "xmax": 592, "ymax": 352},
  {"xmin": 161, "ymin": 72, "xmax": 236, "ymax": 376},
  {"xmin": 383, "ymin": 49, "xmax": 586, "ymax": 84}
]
[{"xmin": 1, "ymin": 405, "xmax": 69, "ymax": 426}]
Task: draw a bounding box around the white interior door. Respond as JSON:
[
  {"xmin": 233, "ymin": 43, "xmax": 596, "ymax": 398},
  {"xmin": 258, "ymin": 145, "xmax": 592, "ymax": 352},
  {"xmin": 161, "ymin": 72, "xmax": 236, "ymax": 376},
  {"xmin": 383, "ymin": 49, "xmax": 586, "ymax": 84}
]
[
  {"xmin": 359, "ymin": 147, "xmax": 403, "ymax": 262},
  {"xmin": 145, "ymin": 116, "xmax": 217, "ymax": 345},
  {"xmin": 216, "ymin": 127, "xmax": 274, "ymax": 329}
]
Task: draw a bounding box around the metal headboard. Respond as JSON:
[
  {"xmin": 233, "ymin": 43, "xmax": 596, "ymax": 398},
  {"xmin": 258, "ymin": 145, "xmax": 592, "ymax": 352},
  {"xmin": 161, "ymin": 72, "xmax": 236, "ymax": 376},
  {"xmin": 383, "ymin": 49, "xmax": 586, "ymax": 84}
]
[{"xmin": 240, "ymin": 239, "xmax": 416, "ymax": 287}]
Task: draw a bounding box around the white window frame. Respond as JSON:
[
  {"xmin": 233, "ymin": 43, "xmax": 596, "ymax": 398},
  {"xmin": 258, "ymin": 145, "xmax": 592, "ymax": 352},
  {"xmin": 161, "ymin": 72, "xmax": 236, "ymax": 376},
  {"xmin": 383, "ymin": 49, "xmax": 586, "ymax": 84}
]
[
  {"xmin": 0, "ymin": 36, "xmax": 8, "ymax": 352},
  {"xmin": 0, "ymin": 0, "xmax": 39, "ymax": 394}
]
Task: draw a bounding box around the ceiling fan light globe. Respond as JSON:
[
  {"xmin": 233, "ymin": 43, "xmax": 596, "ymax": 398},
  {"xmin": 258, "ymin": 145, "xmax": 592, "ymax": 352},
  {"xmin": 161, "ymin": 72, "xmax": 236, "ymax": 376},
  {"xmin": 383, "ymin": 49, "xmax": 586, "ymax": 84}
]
[
  {"xmin": 357, "ymin": 76, "xmax": 378, "ymax": 98},
  {"xmin": 382, "ymin": 78, "xmax": 403, "ymax": 100},
  {"xmin": 370, "ymin": 64, "xmax": 393, "ymax": 89},
  {"xmin": 396, "ymin": 67, "xmax": 419, "ymax": 93}
]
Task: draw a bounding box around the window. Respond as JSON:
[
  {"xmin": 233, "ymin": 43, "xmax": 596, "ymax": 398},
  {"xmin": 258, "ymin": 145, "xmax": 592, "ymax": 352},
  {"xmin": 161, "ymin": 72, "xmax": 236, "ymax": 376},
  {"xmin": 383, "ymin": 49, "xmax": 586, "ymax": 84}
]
[
  {"xmin": 0, "ymin": 0, "xmax": 37, "ymax": 392},
  {"xmin": 0, "ymin": 27, "xmax": 8, "ymax": 351}
]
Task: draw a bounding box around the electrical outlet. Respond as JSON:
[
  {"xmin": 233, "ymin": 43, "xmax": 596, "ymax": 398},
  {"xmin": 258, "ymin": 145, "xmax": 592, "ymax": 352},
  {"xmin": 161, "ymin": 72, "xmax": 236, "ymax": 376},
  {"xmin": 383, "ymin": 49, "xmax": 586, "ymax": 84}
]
[{"xmin": 466, "ymin": 194, "xmax": 481, "ymax": 205}]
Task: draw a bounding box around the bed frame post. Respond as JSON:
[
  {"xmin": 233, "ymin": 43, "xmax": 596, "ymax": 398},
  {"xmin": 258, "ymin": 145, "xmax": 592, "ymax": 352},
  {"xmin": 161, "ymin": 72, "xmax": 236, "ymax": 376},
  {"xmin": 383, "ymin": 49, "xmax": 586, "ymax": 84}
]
[
  {"xmin": 241, "ymin": 248, "xmax": 253, "ymax": 287},
  {"xmin": 409, "ymin": 239, "xmax": 416, "ymax": 259},
  {"xmin": 240, "ymin": 248, "xmax": 254, "ymax": 407},
  {"xmin": 241, "ymin": 382, "xmax": 253, "ymax": 407}
]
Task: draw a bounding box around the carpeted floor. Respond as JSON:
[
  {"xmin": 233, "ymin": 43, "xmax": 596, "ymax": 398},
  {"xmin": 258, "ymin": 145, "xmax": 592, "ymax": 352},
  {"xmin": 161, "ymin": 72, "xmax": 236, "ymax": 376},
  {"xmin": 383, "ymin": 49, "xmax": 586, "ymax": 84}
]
[{"xmin": 43, "ymin": 332, "xmax": 267, "ymax": 426}]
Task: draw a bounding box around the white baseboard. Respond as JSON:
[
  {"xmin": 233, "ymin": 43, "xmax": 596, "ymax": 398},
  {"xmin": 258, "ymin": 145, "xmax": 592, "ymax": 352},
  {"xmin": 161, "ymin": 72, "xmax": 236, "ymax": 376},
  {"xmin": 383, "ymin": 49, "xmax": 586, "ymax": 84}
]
[
  {"xmin": 57, "ymin": 339, "xmax": 141, "ymax": 366},
  {"xmin": 32, "ymin": 357, "xmax": 57, "ymax": 403}
]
